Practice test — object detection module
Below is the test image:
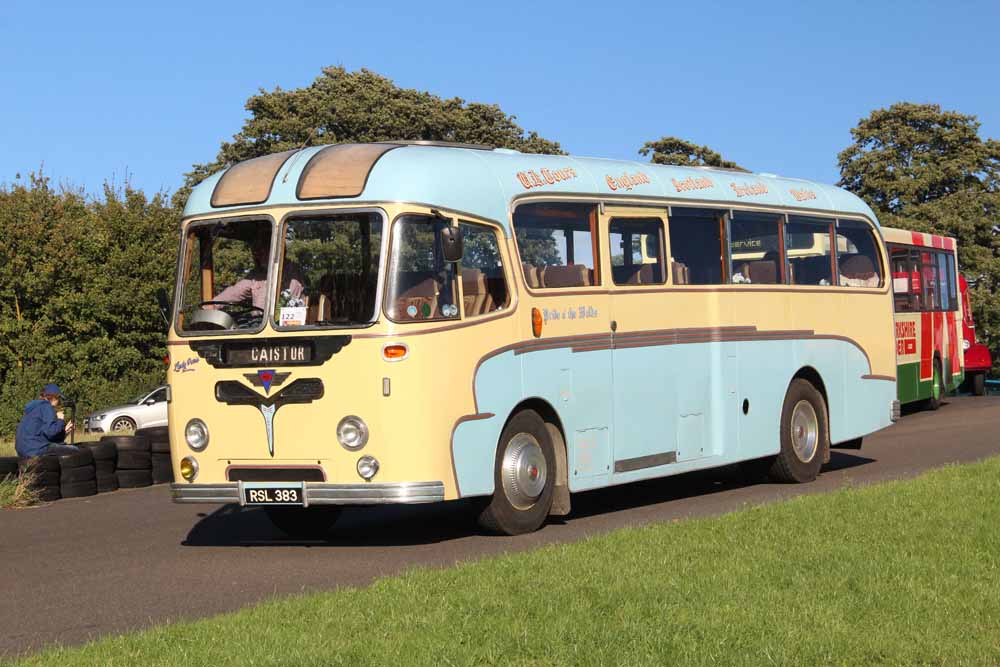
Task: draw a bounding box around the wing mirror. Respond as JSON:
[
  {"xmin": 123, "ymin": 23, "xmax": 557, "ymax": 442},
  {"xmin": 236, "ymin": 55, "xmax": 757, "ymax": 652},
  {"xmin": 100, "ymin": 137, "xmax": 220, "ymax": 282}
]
[
  {"xmin": 155, "ymin": 288, "xmax": 172, "ymax": 327},
  {"xmin": 440, "ymin": 226, "xmax": 463, "ymax": 263}
]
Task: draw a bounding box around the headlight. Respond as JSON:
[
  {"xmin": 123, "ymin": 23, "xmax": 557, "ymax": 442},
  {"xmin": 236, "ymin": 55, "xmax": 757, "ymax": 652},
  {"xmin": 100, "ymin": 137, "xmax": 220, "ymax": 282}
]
[
  {"xmin": 963, "ymin": 339, "xmax": 971, "ymax": 351},
  {"xmin": 337, "ymin": 415, "xmax": 369, "ymax": 450},
  {"xmin": 95, "ymin": 414, "xmax": 106, "ymax": 421},
  {"xmin": 357, "ymin": 455, "xmax": 379, "ymax": 480},
  {"xmin": 180, "ymin": 456, "xmax": 198, "ymax": 482},
  {"xmin": 185, "ymin": 418, "xmax": 209, "ymax": 451}
]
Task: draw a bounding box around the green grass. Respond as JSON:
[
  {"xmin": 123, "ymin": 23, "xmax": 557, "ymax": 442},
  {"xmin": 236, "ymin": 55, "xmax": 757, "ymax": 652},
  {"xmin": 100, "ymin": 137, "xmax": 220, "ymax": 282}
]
[{"xmin": 10, "ymin": 459, "xmax": 1000, "ymax": 666}]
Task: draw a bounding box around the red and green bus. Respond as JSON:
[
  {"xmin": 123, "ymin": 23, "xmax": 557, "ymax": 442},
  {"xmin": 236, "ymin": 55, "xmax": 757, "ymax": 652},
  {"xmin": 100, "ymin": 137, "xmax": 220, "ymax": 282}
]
[{"xmin": 884, "ymin": 227, "xmax": 964, "ymax": 409}]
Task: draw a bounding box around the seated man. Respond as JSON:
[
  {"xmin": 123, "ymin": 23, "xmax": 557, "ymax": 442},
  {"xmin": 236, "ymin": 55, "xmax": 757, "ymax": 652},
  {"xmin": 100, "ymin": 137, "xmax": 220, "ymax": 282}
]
[
  {"xmin": 214, "ymin": 234, "xmax": 304, "ymax": 310},
  {"xmin": 15, "ymin": 384, "xmax": 76, "ymax": 458}
]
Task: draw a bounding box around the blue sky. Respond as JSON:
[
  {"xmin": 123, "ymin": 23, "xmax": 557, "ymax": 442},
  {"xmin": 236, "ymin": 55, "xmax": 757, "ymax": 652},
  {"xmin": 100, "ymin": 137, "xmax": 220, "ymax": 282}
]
[{"xmin": 2, "ymin": 0, "xmax": 998, "ymax": 197}]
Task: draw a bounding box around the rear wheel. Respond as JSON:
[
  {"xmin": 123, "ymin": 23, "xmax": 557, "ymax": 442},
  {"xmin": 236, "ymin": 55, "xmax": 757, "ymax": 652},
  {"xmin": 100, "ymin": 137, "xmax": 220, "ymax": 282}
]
[
  {"xmin": 769, "ymin": 379, "xmax": 828, "ymax": 483},
  {"xmin": 925, "ymin": 359, "xmax": 943, "ymax": 411},
  {"xmin": 265, "ymin": 507, "xmax": 342, "ymax": 540},
  {"xmin": 478, "ymin": 409, "xmax": 555, "ymax": 535},
  {"xmin": 973, "ymin": 372, "xmax": 986, "ymax": 397}
]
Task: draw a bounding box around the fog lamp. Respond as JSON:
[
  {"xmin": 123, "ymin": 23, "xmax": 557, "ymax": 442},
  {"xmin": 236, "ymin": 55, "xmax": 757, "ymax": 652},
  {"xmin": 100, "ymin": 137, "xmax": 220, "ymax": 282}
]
[
  {"xmin": 337, "ymin": 415, "xmax": 369, "ymax": 450},
  {"xmin": 185, "ymin": 418, "xmax": 209, "ymax": 451},
  {"xmin": 180, "ymin": 456, "xmax": 198, "ymax": 482},
  {"xmin": 356, "ymin": 455, "xmax": 379, "ymax": 480}
]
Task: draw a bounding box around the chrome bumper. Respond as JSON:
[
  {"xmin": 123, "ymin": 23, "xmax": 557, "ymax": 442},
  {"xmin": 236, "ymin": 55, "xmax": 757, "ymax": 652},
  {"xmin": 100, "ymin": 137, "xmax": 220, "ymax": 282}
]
[{"xmin": 170, "ymin": 481, "xmax": 445, "ymax": 506}]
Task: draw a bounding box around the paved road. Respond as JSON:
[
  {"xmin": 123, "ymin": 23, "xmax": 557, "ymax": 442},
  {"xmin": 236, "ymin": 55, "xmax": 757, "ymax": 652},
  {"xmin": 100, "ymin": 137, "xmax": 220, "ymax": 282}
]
[{"xmin": 2, "ymin": 396, "xmax": 998, "ymax": 657}]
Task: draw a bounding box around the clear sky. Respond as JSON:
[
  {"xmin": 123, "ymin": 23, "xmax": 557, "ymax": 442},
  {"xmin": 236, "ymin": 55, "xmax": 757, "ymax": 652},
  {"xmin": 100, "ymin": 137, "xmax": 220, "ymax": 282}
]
[{"xmin": 3, "ymin": 0, "xmax": 998, "ymax": 197}]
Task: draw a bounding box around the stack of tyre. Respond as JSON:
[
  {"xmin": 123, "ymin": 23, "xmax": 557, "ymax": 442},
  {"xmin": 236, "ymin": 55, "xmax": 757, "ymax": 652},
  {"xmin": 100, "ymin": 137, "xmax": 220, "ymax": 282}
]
[
  {"xmin": 16, "ymin": 449, "xmax": 99, "ymax": 500},
  {"xmin": 138, "ymin": 427, "xmax": 173, "ymax": 484},
  {"xmin": 0, "ymin": 457, "xmax": 18, "ymax": 482},
  {"xmin": 83, "ymin": 439, "xmax": 118, "ymax": 492},
  {"xmin": 105, "ymin": 434, "xmax": 153, "ymax": 488}
]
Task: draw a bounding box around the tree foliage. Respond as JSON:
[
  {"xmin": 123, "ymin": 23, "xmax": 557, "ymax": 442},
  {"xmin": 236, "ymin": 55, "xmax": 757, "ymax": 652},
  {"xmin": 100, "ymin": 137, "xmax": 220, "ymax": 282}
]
[
  {"xmin": 838, "ymin": 103, "xmax": 1000, "ymax": 371},
  {"xmin": 639, "ymin": 136, "xmax": 745, "ymax": 170},
  {"xmin": 0, "ymin": 175, "xmax": 179, "ymax": 432},
  {"xmin": 180, "ymin": 66, "xmax": 563, "ymax": 199}
]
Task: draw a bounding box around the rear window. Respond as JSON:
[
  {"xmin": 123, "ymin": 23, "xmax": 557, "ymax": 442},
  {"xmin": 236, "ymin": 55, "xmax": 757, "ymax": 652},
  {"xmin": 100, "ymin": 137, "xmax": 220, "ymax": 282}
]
[{"xmin": 836, "ymin": 220, "xmax": 883, "ymax": 288}]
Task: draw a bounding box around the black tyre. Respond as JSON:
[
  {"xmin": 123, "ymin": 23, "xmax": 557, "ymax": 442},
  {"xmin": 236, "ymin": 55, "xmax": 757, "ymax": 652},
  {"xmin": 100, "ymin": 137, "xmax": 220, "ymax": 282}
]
[
  {"xmin": 769, "ymin": 379, "xmax": 828, "ymax": 483},
  {"xmin": 36, "ymin": 486, "xmax": 61, "ymax": 502},
  {"xmin": 105, "ymin": 434, "xmax": 150, "ymax": 452},
  {"xmin": 925, "ymin": 358, "xmax": 943, "ymax": 411},
  {"xmin": 30, "ymin": 471, "xmax": 61, "ymax": 488},
  {"xmin": 83, "ymin": 441, "xmax": 117, "ymax": 461},
  {"xmin": 95, "ymin": 460, "xmax": 115, "ymax": 476},
  {"xmin": 0, "ymin": 457, "xmax": 18, "ymax": 478},
  {"xmin": 150, "ymin": 439, "xmax": 171, "ymax": 454},
  {"xmin": 265, "ymin": 507, "xmax": 342, "ymax": 539},
  {"xmin": 60, "ymin": 465, "xmax": 96, "ymax": 484},
  {"xmin": 152, "ymin": 460, "xmax": 174, "ymax": 484},
  {"xmin": 973, "ymin": 372, "xmax": 986, "ymax": 397},
  {"xmin": 60, "ymin": 480, "xmax": 98, "ymax": 498},
  {"xmin": 54, "ymin": 448, "xmax": 93, "ymax": 469},
  {"xmin": 136, "ymin": 426, "xmax": 168, "ymax": 441},
  {"xmin": 19, "ymin": 455, "xmax": 59, "ymax": 473},
  {"xmin": 96, "ymin": 474, "xmax": 119, "ymax": 493},
  {"xmin": 116, "ymin": 450, "xmax": 152, "ymax": 470},
  {"xmin": 116, "ymin": 469, "xmax": 152, "ymax": 488},
  {"xmin": 477, "ymin": 409, "xmax": 556, "ymax": 536}
]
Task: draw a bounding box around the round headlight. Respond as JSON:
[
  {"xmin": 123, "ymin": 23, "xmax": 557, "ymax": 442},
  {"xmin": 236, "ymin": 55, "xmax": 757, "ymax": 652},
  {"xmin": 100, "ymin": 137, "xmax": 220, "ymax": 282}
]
[
  {"xmin": 963, "ymin": 339, "xmax": 971, "ymax": 351},
  {"xmin": 185, "ymin": 418, "xmax": 209, "ymax": 451},
  {"xmin": 357, "ymin": 455, "xmax": 379, "ymax": 480},
  {"xmin": 337, "ymin": 415, "xmax": 369, "ymax": 450},
  {"xmin": 180, "ymin": 456, "xmax": 198, "ymax": 482}
]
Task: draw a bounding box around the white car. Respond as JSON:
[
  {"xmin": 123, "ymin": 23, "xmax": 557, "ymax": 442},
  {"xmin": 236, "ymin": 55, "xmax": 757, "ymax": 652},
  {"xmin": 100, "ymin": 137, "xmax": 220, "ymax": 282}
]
[{"xmin": 83, "ymin": 387, "xmax": 168, "ymax": 433}]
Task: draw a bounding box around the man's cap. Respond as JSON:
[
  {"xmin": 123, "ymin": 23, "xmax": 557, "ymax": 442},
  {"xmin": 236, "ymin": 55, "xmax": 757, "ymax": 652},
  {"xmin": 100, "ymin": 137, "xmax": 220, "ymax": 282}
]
[{"xmin": 41, "ymin": 383, "xmax": 64, "ymax": 397}]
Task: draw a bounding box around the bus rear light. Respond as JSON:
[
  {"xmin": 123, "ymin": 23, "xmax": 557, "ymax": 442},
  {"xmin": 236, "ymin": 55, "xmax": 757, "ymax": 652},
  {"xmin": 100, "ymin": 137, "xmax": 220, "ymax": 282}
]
[
  {"xmin": 382, "ymin": 343, "xmax": 408, "ymax": 361},
  {"xmin": 531, "ymin": 308, "xmax": 543, "ymax": 338}
]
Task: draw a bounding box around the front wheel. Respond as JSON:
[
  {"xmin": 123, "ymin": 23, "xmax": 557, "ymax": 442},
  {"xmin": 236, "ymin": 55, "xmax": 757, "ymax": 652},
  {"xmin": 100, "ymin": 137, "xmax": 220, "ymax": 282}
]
[
  {"xmin": 973, "ymin": 372, "xmax": 986, "ymax": 397},
  {"xmin": 109, "ymin": 416, "xmax": 136, "ymax": 432},
  {"xmin": 265, "ymin": 507, "xmax": 342, "ymax": 539},
  {"xmin": 478, "ymin": 409, "xmax": 556, "ymax": 536},
  {"xmin": 769, "ymin": 379, "xmax": 829, "ymax": 483}
]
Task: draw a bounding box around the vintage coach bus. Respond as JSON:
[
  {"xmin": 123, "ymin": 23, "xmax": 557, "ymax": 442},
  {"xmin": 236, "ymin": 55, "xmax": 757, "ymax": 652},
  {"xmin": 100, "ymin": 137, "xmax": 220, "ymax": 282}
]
[
  {"xmin": 168, "ymin": 142, "xmax": 898, "ymax": 536},
  {"xmin": 883, "ymin": 227, "xmax": 964, "ymax": 409}
]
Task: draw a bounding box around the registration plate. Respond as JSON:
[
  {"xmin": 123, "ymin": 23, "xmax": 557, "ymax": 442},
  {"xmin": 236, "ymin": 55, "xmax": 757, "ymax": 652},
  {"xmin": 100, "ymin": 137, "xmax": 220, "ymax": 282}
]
[
  {"xmin": 242, "ymin": 482, "xmax": 305, "ymax": 506},
  {"xmin": 226, "ymin": 343, "xmax": 312, "ymax": 366}
]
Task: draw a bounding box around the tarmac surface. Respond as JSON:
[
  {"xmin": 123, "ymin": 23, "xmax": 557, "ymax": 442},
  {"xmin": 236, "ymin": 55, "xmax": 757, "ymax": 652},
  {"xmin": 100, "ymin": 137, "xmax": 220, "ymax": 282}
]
[{"xmin": 2, "ymin": 396, "xmax": 998, "ymax": 657}]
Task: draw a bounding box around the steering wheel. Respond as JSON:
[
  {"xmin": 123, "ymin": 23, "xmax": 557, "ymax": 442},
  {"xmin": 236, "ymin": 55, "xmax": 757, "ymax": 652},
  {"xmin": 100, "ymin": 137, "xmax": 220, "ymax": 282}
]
[{"xmin": 188, "ymin": 301, "xmax": 265, "ymax": 331}]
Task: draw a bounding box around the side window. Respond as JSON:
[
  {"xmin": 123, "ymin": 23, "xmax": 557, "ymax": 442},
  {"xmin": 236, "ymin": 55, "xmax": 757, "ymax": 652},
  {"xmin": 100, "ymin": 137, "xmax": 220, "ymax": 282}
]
[
  {"xmin": 149, "ymin": 388, "xmax": 167, "ymax": 403},
  {"xmin": 890, "ymin": 245, "xmax": 917, "ymax": 312},
  {"xmin": 666, "ymin": 207, "xmax": 727, "ymax": 285},
  {"xmin": 513, "ymin": 203, "xmax": 600, "ymax": 289},
  {"xmin": 920, "ymin": 251, "xmax": 939, "ymax": 310},
  {"xmin": 936, "ymin": 252, "xmax": 953, "ymax": 311},
  {"xmin": 459, "ymin": 222, "xmax": 509, "ymax": 316},
  {"xmin": 836, "ymin": 220, "xmax": 883, "ymax": 288},
  {"xmin": 385, "ymin": 216, "xmax": 459, "ymax": 322},
  {"xmin": 729, "ymin": 211, "xmax": 783, "ymax": 284},
  {"xmin": 786, "ymin": 216, "xmax": 834, "ymax": 286},
  {"xmin": 608, "ymin": 218, "xmax": 665, "ymax": 286},
  {"xmin": 946, "ymin": 253, "xmax": 958, "ymax": 312}
]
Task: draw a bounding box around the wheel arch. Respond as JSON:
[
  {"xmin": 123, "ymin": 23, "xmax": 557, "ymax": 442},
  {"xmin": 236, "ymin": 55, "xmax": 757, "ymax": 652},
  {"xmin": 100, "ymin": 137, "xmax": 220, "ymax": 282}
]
[{"xmin": 791, "ymin": 366, "xmax": 830, "ymax": 463}]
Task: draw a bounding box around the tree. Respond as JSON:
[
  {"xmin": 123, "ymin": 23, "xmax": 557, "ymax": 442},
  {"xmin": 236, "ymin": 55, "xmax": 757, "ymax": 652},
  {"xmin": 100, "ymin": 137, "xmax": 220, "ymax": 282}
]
[
  {"xmin": 179, "ymin": 66, "xmax": 563, "ymax": 200},
  {"xmin": 838, "ymin": 102, "xmax": 1000, "ymax": 372},
  {"xmin": 639, "ymin": 136, "xmax": 745, "ymax": 170}
]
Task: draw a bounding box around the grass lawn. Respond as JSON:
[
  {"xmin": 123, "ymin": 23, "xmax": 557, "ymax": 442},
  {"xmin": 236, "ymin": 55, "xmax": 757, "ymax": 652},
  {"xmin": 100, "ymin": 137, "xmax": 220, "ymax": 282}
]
[{"xmin": 9, "ymin": 458, "xmax": 1000, "ymax": 666}]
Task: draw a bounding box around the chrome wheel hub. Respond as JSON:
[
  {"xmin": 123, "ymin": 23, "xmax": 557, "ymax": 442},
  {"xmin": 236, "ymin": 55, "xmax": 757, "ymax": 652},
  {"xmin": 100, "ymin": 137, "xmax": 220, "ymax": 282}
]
[
  {"xmin": 790, "ymin": 400, "xmax": 819, "ymax": 463},
  {"xmin": 111, "ymin": 418, "xmax": 133, "ymax": 432},
  {"xmin": 501, "ymin": 433, "xmax": 547, "ymax": 510}
]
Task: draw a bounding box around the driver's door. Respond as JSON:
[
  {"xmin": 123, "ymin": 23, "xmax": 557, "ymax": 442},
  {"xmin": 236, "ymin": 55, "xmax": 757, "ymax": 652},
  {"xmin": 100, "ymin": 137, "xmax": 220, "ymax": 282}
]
[{"xmin": 140, "ymin": 388, "xmax": 169, "ymax": 428}]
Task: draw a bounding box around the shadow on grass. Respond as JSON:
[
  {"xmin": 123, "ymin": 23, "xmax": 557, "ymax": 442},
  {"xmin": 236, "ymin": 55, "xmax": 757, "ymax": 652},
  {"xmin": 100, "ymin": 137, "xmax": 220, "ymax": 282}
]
[{"xmin": 182, "ymin": 451, "xmax": 876, "ymax": 548}]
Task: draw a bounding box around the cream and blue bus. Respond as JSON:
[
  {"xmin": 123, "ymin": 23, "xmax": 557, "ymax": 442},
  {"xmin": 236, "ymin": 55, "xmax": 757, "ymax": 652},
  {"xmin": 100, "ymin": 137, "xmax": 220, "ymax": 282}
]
[{"xmin": 168, "ymin": 142, "xmax": 898, "ymax": 536}]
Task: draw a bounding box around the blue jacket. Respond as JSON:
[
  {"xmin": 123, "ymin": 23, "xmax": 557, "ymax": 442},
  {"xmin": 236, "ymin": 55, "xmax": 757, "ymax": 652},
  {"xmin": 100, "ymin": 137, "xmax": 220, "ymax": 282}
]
[{"xmin": 14, "ymin": 400, "xmax": 66, "ymax": 457}]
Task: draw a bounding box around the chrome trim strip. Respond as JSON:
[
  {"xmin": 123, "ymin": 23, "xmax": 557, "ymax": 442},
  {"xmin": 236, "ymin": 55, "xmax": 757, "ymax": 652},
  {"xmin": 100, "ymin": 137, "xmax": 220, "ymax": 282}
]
[
  {"xmin": 614, "ymin": 451, "xmax": 677, "ymax": 473},
  {"xmin": 171, "ymin": 481, "xmax": 445, "ymax": 505}
]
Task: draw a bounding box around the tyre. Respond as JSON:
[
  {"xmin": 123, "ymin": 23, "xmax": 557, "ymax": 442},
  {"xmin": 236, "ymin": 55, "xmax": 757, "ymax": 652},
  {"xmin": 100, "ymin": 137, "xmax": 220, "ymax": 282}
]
[
  {"xmin": 83, "ymin": 441, "xmax": 117, "ymax": 461},
  {"xmin": 116, "ymin": 469, "xmax": 152, "ymax": 488},
  {"xmin": 973, "ymin": 372, "xmax": 986, "ymax": 397},
  {"xmin": 104, "ymin": 434, "xmax": 150, "ymax": 452},
  {"xmin": 116, "ymin": 450, "xmax": 152, "ymax": 470},
  {"xmin": 19, "ymin": 455, "xmax": 60, "ymax": 474},
  {"xmin": 60, "ymin": 479, "xmax": 98, "ymax": 498},
  {"xmin": 95, "ymin": 460, "xmax": 115, "ymax": 476},
  {"xmin": 109, "ymin": 416, "xmax": 136, "ymax": 432},
  {"xmin": 54, "ymin": 448, "xmax": 94, "ymax": 469},
  {"xmin": 0, "ymin": 457, "xmax": 18, "ymax": 478},
  {"xmin": 96, "ymin": 474, "xmax": 119, "ymax": 493},
  {"xmin": 60, "ymin": 465, "xmax": 96, "ymax": 484},
  {"xmin": 769, "ymin": 379, "xmax": 828, "ymax": 483},
  {"xmin": 136, "ymin": 426, "xmax": 168, "ymax": 441},
  {"xmin": 265, "ymin": 507, "xmax": 342, "ymax": 539},
  {"xmin": 35, "ymin": 486, "xmax": 61, "ymax": 502},
  {"xmin": 151, "ymin": 454, "xmax": 173, "ymax": 484},
  {"xmin": 30, "ymin": 471, "xmax": 61, "ymax": 488},
  {"xmin": 925, "ymin": 358, "xmax": 943, "ymax": 411},
  {"xmin": 477, "ymin": 409, "xmax": 556, "ymax": 535},
  {"xmin": 150, "ymin": 439, "xmax": 171, "ymax": 454}
]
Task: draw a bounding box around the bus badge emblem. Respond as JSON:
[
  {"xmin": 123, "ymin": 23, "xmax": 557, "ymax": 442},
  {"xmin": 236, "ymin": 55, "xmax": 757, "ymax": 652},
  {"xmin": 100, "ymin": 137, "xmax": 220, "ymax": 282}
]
[{"xmin": 244, "ymin": 370, "xmax": 290, "ymax": 396}]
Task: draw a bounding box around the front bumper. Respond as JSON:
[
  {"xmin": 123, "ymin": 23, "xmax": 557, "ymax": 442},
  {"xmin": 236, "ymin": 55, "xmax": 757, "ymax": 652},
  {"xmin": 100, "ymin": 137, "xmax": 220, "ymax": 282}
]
[{"xmin": 171, "ymin": 481, "xmax": 445, "ymax": 506}]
